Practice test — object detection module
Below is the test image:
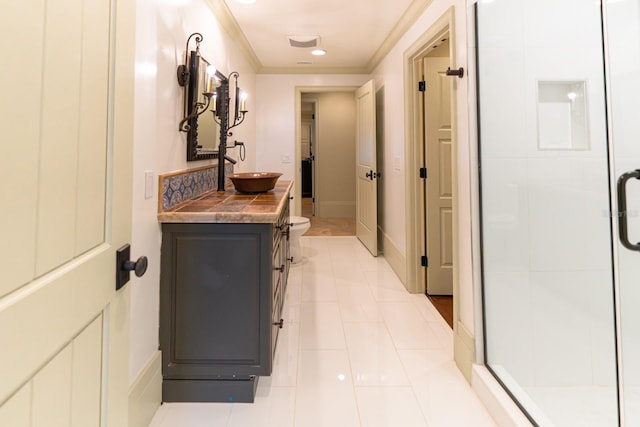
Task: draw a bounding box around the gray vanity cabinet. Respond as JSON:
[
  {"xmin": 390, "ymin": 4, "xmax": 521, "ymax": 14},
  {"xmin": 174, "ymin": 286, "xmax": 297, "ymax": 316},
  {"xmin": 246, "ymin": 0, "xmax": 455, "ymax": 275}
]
[{"xmin": 159, "ymin": 202, "xmax": 290, "ymax": 403}]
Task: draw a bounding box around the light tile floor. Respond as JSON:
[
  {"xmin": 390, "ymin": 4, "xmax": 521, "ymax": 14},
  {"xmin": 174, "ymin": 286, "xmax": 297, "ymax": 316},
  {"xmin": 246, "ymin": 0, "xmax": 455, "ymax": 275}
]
[{"xmin": 149, "ymin": 237, "xmax": 497, "ymax": 427}]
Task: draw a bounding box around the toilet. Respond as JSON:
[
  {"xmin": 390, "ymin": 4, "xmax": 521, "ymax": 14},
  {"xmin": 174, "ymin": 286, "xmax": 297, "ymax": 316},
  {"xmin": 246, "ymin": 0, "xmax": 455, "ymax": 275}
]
[{"xmin": 289, "ymin": 216, "xmax": 310, "ymax": 263}]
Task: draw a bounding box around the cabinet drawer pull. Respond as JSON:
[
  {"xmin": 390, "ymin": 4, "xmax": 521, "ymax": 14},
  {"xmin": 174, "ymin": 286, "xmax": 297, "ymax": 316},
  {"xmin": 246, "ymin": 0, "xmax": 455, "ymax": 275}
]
[
  {"xmin": 274, "ymin": 265, "xmax": 285, "ymax": 272},
  {"xmin": 273, "ymin": 319, "xmax": 284, "ymax": 328}
]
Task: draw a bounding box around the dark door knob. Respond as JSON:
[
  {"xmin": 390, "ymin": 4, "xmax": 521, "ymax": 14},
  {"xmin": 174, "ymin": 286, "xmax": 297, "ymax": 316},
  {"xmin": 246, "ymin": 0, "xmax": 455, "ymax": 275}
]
[
  {"xmin": 116, "ymin": 244, "xmax": 148, "ymax": 291},
  {"xmin": 123, "ymin": 256, "xmax": 148, "ymax": 277},
  {"xmin": 366, "ymin": 170, "xmax": 381, "ymax": 180}
]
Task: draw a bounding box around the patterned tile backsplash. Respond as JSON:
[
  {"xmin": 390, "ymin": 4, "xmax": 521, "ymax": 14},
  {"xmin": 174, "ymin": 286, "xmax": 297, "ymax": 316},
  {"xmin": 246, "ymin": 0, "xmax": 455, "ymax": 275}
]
[{"xmin": 159, "ymin": 164, "xmax": 234, "ymax": 211}]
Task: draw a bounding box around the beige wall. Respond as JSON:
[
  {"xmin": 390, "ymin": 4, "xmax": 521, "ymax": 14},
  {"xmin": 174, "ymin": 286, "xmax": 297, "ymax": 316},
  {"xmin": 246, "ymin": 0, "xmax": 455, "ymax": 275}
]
[{"xmin": 313, "ymin": 92, "xmax": 357, "ymax": 218}]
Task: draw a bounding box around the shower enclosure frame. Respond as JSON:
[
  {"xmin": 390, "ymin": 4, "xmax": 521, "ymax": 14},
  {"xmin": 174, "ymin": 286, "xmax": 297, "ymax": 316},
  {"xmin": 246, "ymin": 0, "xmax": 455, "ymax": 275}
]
[{"xmin": 474, "ymin": 1, "xmax": 638, "ymax": 425}]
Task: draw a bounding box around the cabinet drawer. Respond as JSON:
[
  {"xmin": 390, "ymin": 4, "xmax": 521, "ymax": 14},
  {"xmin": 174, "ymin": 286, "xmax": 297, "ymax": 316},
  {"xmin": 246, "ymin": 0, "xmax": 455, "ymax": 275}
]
[
  {"xmin": 272, "ymin": 239, "xmax": 282, "ymax": 298},
  {"xmin": 271, "ymin": 286, "xmax": 283, "ymax": 357},
  {"xmin": 273, "ymin": 200, "xmax": 290, "ymax": 241}
]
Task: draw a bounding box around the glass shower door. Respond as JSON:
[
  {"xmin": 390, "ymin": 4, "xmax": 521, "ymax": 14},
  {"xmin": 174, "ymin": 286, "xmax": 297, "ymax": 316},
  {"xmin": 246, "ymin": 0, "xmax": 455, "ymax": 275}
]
[
  {"xmin": 606, "ymin": 2, "xmax": 640, "ymax": 424},
  {"xmin": 476, "ymin": 0, "xmax": 619, "ymax": 425}
]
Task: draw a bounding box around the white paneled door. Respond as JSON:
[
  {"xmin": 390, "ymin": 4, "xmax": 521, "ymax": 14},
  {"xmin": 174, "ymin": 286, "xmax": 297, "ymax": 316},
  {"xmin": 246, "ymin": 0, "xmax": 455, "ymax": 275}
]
[
  {"xmin": 424, "ymin": 56, "xmax": 453, "ymax": 296},
  {"xmin": 0, "ymin": 0, "xmax": 135, "ymax": 426},
  {"xmin": 355, "ymin": 80, "xmax": 378, "ymax": 256}
]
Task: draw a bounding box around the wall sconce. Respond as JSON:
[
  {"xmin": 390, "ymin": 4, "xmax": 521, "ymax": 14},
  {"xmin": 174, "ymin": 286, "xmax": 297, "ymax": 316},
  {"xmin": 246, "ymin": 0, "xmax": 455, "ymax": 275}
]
[
  {"xmin": 177, "ymin": 32, "xmax": 201, "ymax": 87},
  {"xmin": 177, "ymin": 33, "xmax": 227, "ymax": 133},
  {"xmin": 210, "ymin": 70, "xmax": 249, "ymax": 191},
  {"xmin": 175, "ymin": 31, "xmax": 250, "ymax": 189},
  {"xmin": 211, "ymin": 71, "xmax": 248, "ymax": 137}
]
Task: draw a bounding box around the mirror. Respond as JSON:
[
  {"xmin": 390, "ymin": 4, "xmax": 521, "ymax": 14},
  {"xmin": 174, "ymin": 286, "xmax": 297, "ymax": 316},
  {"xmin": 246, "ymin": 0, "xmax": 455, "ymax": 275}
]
[
  {"xmin": 185, "ymin": 51, "xmax": 221, "ymax": 161},
  {"xmin": 177, "ymin": 33, "xmax": 247, "ymax": 169}
]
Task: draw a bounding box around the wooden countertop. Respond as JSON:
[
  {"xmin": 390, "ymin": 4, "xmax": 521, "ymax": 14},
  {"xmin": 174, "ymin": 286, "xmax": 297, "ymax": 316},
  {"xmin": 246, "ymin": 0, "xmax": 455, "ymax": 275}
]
[{"xmin": 158, "ymin": 180, "xmax": 292, "ymax": 224}]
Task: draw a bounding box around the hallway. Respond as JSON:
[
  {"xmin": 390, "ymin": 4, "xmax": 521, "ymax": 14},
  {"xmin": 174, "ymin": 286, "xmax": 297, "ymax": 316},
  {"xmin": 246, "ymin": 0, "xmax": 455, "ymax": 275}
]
[
  {"xmin": 149, "ymin": 237, "xmax": 495, "ymax": 427},
  {"xmin": 301, "ymin": 197, "xmax": 356, "ymax": 237}
]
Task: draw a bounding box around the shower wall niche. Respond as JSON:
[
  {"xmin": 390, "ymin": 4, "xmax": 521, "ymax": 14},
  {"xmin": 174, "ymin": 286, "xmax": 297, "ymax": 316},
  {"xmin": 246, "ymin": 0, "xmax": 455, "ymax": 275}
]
[{"xmin": 536, "ymin": 81, "xmax": 588, "ymax": 150}]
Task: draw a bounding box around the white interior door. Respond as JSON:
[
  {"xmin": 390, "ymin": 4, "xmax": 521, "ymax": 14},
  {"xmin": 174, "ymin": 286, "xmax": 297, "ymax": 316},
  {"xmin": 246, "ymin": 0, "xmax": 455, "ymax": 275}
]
[
  {"xmin": 0, "ymin": 0, "xmax": 135, "ymax": 425},
  {"xmin": 424, "ymin": 56, "xmax": 453, "ymax": 295},
  {"xmin": 355, "ymin": 80, "xmax": 378, "ymax": 256}
]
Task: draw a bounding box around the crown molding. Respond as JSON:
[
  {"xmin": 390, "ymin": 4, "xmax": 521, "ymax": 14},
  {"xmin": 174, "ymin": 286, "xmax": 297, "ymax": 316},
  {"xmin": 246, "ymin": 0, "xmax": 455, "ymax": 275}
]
[
  {"xmin": 204, "ymin": 0, "xmax": 262, "ymax": 72},
  {"xmin": 258, "ymin": 66, "xmax": 370, "ymax": 75},
  {"xmin": 366, "ymin": 0, "xmax": 434, "ymax": 73}
]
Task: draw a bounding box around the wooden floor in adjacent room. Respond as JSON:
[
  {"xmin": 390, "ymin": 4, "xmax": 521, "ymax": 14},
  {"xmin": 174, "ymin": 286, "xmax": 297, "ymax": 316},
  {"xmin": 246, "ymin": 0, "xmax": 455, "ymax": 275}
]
[{"xmin": 427, "ymin": 295, "xmax": 454, "ymax": 329}]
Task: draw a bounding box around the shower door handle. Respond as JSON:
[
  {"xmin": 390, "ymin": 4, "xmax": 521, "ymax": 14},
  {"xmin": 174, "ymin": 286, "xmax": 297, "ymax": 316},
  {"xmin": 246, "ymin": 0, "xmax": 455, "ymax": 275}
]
[{"xmin": 617, "ymin": 169, "xmax": 640, "ymax": 252}]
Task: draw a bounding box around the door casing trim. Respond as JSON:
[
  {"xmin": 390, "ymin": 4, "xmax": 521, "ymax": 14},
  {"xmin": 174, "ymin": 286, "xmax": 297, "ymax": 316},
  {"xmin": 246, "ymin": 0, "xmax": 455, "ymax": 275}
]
[{"xmin": 404, "ymin": 6, "xmax": 475, "ymax": 380}]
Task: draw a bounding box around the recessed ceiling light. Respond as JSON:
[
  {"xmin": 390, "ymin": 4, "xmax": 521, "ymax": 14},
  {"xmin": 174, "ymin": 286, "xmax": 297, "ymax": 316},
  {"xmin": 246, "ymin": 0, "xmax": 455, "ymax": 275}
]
[{"xmin": 311, "ymin": 49, "xmax": 326, "ymax": 56}]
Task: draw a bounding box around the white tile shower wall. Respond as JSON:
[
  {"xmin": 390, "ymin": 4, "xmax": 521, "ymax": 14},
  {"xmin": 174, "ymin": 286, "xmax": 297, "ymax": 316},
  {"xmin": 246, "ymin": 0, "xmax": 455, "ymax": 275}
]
[
  {"xmin": 527, "ymin": 157, "xmax": 611, "ymax": 272},
  {"xmin": 478, "ymin": 0, "xmax": 616, "ymax": 388},
  {"xmin": 483, "ymin": 271, "xmax": 533, "ymax": 386},
  {"xmin": 479, "ymin": 158, "xmax": 529, "ymax": 273},
  {"xmin": 477, "ymin": 47, "xmax": 527, "ymax": 159},
  {"xmin": 530, "ymin": 271, "xmax": 614, "ymax": 387}
]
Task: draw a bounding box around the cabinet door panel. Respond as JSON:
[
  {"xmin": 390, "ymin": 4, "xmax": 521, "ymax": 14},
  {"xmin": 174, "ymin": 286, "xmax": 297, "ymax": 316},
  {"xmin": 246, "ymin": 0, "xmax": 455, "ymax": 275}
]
[
  {"xmin": 173, "ymin": 233, "xmax": 261, "ymax": 362},
  {"xmin": 160, "ymin": 223, "xmax": 272, "ymax": 379}
]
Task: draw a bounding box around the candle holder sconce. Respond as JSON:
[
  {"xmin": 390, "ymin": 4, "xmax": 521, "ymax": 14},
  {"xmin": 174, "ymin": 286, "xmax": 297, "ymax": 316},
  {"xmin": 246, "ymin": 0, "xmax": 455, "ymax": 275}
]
[
  {"xmin": 211, "ymin": 71, "xmax": 248, "ymax": 138},
  {"xmin": 177, "ymin": 32, "xmax": 249, "ymax": 169},
  {"xmin": 177, "ymin": 33, "xmax": 212, "ymax": 133}
]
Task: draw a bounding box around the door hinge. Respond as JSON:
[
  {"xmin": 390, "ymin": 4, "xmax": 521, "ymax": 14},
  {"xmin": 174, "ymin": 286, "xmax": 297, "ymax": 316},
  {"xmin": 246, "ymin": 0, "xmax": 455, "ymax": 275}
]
[
  {"xmin": 418, "ymin": 81, "xmax": 426, "ymax": 92},
  {"xmin": 419, "ymin": 167, "xmax": 427, "ymax": 179},
  {"xmin": 421, "ymin": 256, "xmax": 428, "ymax": 267}
]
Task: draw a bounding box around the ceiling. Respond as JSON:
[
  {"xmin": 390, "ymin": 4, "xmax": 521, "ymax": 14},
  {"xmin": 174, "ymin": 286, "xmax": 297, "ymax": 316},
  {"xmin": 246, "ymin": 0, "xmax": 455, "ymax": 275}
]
[{"xmin": 216, "ymin": 0, "xmax": 433, "ymax": 74}]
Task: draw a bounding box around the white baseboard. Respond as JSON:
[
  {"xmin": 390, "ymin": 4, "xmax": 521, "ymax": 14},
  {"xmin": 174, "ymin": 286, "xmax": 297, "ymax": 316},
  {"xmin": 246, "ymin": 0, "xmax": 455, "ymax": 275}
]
[
  {"xmin": 379, "ymin": 229, "xmax": 407, "ymax": 286},
  {"xmin": 128, "ymin": 351, "xmax": 162, "ymax": 427},
  {"xmin": 454, "ymin": 321, "xmax": 475, "ymax": 382},
  {"xmin": 472, "ymin": 365, "xmax": 534, "ymax": 427}
]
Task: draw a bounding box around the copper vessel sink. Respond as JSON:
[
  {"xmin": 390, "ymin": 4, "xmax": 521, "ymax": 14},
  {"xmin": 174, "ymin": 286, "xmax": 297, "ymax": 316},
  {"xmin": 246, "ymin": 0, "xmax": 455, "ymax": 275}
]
[{"xmin": 228, "ymin": 172, "xmax": 283, "ymax": 193}]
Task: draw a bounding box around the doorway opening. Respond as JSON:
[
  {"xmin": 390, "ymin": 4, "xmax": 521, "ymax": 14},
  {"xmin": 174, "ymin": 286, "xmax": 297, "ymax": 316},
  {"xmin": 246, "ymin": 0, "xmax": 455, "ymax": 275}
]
[
  {"xmin": 300, "ymin": 100, "xmax": 316, "ymax": 217},
  {"xmin": 404, "ymin": 8, "xmax": 459, "ymax": 334},
  {"xmin": 295, "ymin": 88, "xmax": 359, "ymax": 237}
]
